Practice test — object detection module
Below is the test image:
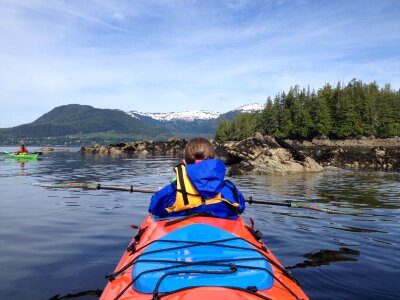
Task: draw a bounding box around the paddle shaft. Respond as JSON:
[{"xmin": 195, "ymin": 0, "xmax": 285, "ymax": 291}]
[
  {"xmin": 94, "ymin": 184, "xmax": 155, "ymax": 193},
  {"xmin": 247, "ymin": 196, "xmax": 291, "ymax": 207},
  {"xmin": 38, "ymin": 183, "xmax": 297, "ymax": 207}
]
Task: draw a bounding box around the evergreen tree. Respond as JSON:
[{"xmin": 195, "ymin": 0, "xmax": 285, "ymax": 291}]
[
  {"xmin": 363, "ymin": 81, "xmax": 380, "ymax": 136},
  {"xmin": 289, "ymin": 87, "xmax": 313, "ymax": 139},
  {"xmin": 230, "ymin": 113, "xmax": 258, "ymax": 140},
  {"xmin": 215, "ymin": 119, "xmax": 231, "ymax": 141},
  {"xmin": 310, "ymin": 89, "xmax": 332, "ymax": 137},
  {"xmin": 376, "ymin": 84, "xmax": 400, "ymax": 137},
  {"xmin": 333, "ymin": 88, "xmax": 363, "ymax": 138},
  {"xmin": 258, "ymin": 97, "xmax": 279, "ymax": 135}
]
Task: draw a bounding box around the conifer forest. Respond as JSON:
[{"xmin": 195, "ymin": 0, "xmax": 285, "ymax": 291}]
[{"xmin": 216, "ymin": 79, "xmax": 400, "ymax": 141}]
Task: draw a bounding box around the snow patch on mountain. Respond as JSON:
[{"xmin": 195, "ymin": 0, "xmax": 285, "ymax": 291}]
[
  {"xmin": 128, "ymin": 103, "xmax": 264, "ymax": 122},
  {"xmin": 235, "ymin": 103, "xmax": 264, "ymax": 113}
]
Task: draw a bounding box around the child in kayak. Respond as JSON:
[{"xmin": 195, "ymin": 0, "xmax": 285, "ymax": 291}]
[
  {"xmin": 149, "ymin": 137, "xmax": 245, "ymax": 219},
  {"xmin": 15, "ymin": 144, "xmax": 29, "ymax": 154}
]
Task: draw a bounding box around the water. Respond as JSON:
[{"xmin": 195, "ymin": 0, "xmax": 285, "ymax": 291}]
[{"xmin": 0, "ymin": 147, "xmax": 399, "ymax": 300}]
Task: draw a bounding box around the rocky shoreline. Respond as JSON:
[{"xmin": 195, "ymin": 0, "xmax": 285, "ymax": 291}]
[
  {"xmin": 80, "ymin": 138, "xmax": 186, "ymax": 156},
  {"xmin": 309, "ymin": 147, "xmax": 400, "ymax": 171},
  {"xmin": 80, "ymin": 135, "xmax": 400, "ymax": 174},
  {"xmin": 285, "ymin": 137, "xmax": 400, "ymax": 148}
]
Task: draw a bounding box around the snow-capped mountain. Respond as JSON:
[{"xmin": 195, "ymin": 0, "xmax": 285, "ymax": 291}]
[
  {"xmin": 127, "ymin": 103, "xmax": 264, "ymax": 137},
  {"xmin": 128, "ymin": 110, "xmax": 221, "ymax": 122}
]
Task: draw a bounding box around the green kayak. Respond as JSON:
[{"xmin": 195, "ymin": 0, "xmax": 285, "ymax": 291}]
[{"xmin": 4, "ymin": 151, "xmax": 39, "ymax": 160}]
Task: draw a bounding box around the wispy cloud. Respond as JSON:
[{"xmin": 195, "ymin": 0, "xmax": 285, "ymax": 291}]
[{"xmin": 0, "ymin": 0, "xmax": 399, "ymax": 127}]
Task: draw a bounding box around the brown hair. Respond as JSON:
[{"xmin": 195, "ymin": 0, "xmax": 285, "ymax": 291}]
[{"xmin": 184, "ymin": 137, "xmax": 215, "ymax": 165}]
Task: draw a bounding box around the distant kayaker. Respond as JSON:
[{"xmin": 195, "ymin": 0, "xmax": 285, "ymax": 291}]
[
  {"xmin": 149, "ymin": 137, "xmax": 245, "ymax": 219},
  {"xmin": 15, "ymin": 144, "xmax": 29, "ymax": 154}
]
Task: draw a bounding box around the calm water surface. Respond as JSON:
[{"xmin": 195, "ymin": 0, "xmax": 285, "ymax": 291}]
[{"xmin": 0, "ymin": 147, "xmax": 399, "ymax": 299}]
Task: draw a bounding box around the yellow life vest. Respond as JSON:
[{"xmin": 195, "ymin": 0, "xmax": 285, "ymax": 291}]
[{"xmin": 165, "ymin": 164, "xmax": 239, "ymax": 213}]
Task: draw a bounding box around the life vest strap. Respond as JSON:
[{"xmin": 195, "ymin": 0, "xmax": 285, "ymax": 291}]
[
  {"xmin": 176, "ymin": 164, "xmax": 189, "ymax": 205},
  {"xmin": 173, "ymin": 188, "xmax": 239, "ymax": 209}
]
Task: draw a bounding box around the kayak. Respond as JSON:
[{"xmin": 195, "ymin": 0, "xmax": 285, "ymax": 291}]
[
  {"xmin": 100, "ymin": 214, "xmax": 309, "ymax": 300},
  {"xmin": 4, "ymin": 151, "xmax": 39, "ymax": 160}
]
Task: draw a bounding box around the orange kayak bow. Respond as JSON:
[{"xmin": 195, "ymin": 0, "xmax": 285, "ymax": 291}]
[{"xmin": 101, "ymin": 214, "xmax": 309, "ymax": 300}]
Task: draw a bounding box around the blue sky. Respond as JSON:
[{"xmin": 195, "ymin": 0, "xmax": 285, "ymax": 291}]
[{"xmin": 1, "ymin": 0, "xmax": 399, "ymax": 127}]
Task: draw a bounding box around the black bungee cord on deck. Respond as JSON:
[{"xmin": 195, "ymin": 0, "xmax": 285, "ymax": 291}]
[
  {"xmin": 153, "ymin": 285, "xmax": 275, "ymax": 300},
  {"xmin": 152, "ymin": 265, "xmax": 239, "ymax": 300},
  {"xmin": 107, "ymin": 236, "xmax": 256, "ymax": 281},
  {"xmin": 151, "ymin": 262, "xmax": 302, "ymax": 300},
  {"xmin": 112, "ymin": 258, "xmax": 301, "ymax": 300}
]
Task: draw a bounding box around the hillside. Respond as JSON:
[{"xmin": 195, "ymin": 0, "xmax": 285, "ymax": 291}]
[{"xmin": 0, "ymin": 104, "xmax": 172, "ymax": 144}]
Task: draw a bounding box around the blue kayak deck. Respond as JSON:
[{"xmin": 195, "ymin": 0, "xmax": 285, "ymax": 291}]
[{"xmin": 132, "ymin": 223, "xmax": 273, "ymax": 293}]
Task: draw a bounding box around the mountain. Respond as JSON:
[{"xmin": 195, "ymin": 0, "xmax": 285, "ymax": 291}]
[
  {"xmin": 127, "ymin": 103, "xmax": 264, "ymax": 137},
  {"xmin": 0, "ymin": 104, "xmax": 172, "ymax": 144},
  {"xmin": 0, "ymin": 103, "xmax": 264, "ymax": 145}
]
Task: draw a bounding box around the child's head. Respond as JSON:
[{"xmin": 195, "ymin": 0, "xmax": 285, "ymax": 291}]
[{"xmin": 184, "ymin": 137, "xmax": 215, "ymax": 165}]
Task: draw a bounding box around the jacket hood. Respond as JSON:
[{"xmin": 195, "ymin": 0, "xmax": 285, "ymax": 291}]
[{"xmin": 185, "ymin": 159, "xmax": 226, "ymax": 199}]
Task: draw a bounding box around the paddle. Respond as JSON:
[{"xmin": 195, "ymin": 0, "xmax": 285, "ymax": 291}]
[
  {"xmin": 247, "ymin": 196, "xmax": 355, "ymax": 214},
  {"xmin": 34, "ymin": 182, "xmax": 354, "ymax": 215},
  {"xmin": 35, "ymin": 182, "xmax": 156, "ymax": 193}
]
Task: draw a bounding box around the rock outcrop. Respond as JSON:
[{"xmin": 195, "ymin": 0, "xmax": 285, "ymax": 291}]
[
  {"xmin": 216, "ymin": 134, "xmax": 323, "ymax": 175},
  {"xmin": 37, "ymin": 147, "xmax": 70, "ymax": 153}
]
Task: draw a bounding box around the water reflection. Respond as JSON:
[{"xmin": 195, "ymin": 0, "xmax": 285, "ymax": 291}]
[
  {"xmin": 0, "ymin": 150, "xmax": 399, "ymax": 300},
  {"xmin": 326, "ymin": 225, "xmax": 387, "ymax": 233},
  {"xmin": 287, "ymin": 248, "xmax": 360, "ymax": 269},
  {"xmin": 315, "ymin": 171, "xmax": 400, "ymax": 209},
  {"xmin": 2, "ymin": 156, "xmax": 39, "ymax": 177},
  {"xmin": 18, "ymin": 160, "xmax": 29, "ymax": 176},
  {"xmin": 48, "ymin": 289, "xmax": 102, "ymax": 300},
  {"xmin": 234, "ymin": 170, "xmax": 400, "ymax": 211}
]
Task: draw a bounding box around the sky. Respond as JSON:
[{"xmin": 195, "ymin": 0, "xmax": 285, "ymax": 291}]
[{"xmin": 0, "ymin": 0, "xmax": 399, "ymax": 127}]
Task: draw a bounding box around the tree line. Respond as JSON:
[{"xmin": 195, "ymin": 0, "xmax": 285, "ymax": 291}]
[{"xmin": 215, "ymin": 79, "xmax": 400, "ymax": 141}]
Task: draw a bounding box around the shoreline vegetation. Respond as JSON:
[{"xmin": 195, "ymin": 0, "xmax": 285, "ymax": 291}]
[{"xmin": 80, "ymin": 135, "xmax": 400, "ymax": 174}]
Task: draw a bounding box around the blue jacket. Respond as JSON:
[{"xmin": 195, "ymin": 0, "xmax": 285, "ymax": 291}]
[{"xmin": 149, "ymin": 159, "xmax": 246, "ymax": 219}]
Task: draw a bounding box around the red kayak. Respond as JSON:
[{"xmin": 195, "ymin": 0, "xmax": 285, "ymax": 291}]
[{"xmin": 100, "ymin": 214, "xmax": 309, "ymax": 300}]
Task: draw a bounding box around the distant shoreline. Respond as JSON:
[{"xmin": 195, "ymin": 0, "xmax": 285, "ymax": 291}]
[{"xmin": 2, "ymin": 137, "xmax": 400, "ymax": 148}]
